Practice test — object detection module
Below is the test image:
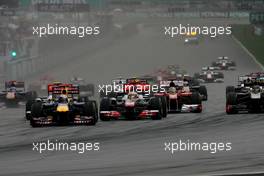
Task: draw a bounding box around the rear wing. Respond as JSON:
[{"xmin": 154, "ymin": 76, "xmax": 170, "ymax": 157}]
[
  {"xmin": 5, "ymin": 81, "xmax": 25, "ymax": 90},
  {"xmin": 218, "ymin": 56, "xmax": 228, "ymax": 60},
  {"xmin": 160, "ymin": 80, "xmax": 185, "ymax": 87},
  {"xmin": 126, "ymin": 78, "xmax": 148, "ymax": 84},
  {"xmin": 112, "ymin": 79, "xmax": 126, "ymax": 85},
  {"xmin": 202, "ymin": 66, "xmax": 219, "ymax": 71},
  {"xmin": 47, "ymin": 84, "xmax": 79, "ymax": 95},
  {"xmin": 239, "ymin": 76, "xmax": 251, "ymax": 82},
  {"xmin": 238, "ymin": 76, "xmax": 264, "ymax": 86}
]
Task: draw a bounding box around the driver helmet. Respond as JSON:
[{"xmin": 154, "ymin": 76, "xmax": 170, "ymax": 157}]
[
  {"xmin": 9, "ymin": 87, "xmax": 16, "ymax": 92},
  {"xmin": 127, "ymin": 92, "xmax": 139, "ymax": 101},
  {"xmin": 47, "ymin": 95, "xmax": 53, "ymax": 102},
  {"xmin": 168, "ymin": 87, "xmax": 176, "ymax": 94},
  {"xmin": 58, "ymin": 94, "xmax": 68, "ymax": 103}
]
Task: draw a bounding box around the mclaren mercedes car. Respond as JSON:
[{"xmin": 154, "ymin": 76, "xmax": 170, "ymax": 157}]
[
  {"xmin": 99, "ymin": 91, "xmax": 165, "ymax": 121},
  {"xmin": 99, "ymin": 77, "xmax": 167, "ymax": 120}
]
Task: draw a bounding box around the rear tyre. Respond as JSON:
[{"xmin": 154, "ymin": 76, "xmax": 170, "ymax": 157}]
[
  {"xmin": 199, "ymin": 86, "xmax": 208, "ymax": 101},
  {"xmin": 25, "ymin": 100, "xmax": 35, "ymax": 120},
  {"xmin": 226, "ymin": 86, "xmax": 235, "ymax": 96},
  {"xmin": 149, "ymin": 97, "xmax": 162, "ymax": 120},
  {"xmin": 160, "ymin": 96, "xmax": 167, "ymax": 118},
  {"xmin": 30, "ymin": 102, "xmax": 43, "ymax": 127},
  {"xmin": 191, "ymin": 92, "xmax": 202, "ymax": 113},
  {"xmin": 189, "ymin": 79, "xmax": 200, "ymax": 86},
  {"xmin": 100, "ymin": 98, "xmax": 111, "ymax": 121},
  {"xmin": 84, "ymin": 101, "xmax": 98, "ymax": 125},
  {"xmin": 226, "ymin": 93, "xmax": 238, "ymax": 114}
]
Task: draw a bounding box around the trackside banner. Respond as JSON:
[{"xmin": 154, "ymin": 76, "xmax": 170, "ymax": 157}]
[{"xmin": 200, "ymin": 12, "xmax": 230, "ymax": 18}]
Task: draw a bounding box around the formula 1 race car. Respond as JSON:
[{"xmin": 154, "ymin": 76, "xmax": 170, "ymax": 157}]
[
  {"xmin": 184, "ymin": 32, "xmax": 199, "ymax": 45},
  {"xmin": 194, "ymin": 67, "xmax": 224, "ymax": 83},
  {"xmin": 160, "ymin": 75, "xmax": 208, "ymax": 101},
  {"xmin": 100, "ymin": 77, "xmax": 127, "ymax": 98},
  {"xmin": 157, "ymin": 80, "xmax": 203, "ymax": 113},
  {"xmin": 70, "ymin": 77, "xmax": 95, "ymax": 97},
  {"xmin": 28, "ymin": 83, "xmax": 98, "ymax": 127},
  {"xmin": 212, "ymin": 56, "xmax": 236, "ymax": 70},
  {"xmin": 0, "ymin": 81, "xmax": 37, "ymax": 107},
  {"xmin": 226, "ymin": 75, "xmax": 264, "ymax": 114},
  {"xmin": 99, "ymin": 91, "xmax": 166, "ymax": 121},
  {"xmin": 152, "ymin": 65, "xmax": 188, "ymax": 81}
]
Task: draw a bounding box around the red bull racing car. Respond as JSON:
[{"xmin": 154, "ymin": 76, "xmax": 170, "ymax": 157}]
[{"xmin": 28, "ymin": 83, "xmax": 98, "ymax": 127}]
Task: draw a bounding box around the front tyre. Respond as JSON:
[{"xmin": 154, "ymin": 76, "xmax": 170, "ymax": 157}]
[
  {"xmin": 199, "ymin": 86, "xmax": 208, "ymax": 101},
  {"xmin": 226, "ymin": 93, "xmax": 238, "ymax": 114},
  {"xmin": 30, "ymin": 102, "xmax": 43, "ymax": 127},
  {"xmin": 149, "ymin": 97, "xmax": 162, "ymax": 120},
  {"xmin": 84, "ymin": 101, "xmax": 98, "ymax": 126},
  {"xmin": 99, "ymin": 98, "xmax": 111, "ymax": 121}
]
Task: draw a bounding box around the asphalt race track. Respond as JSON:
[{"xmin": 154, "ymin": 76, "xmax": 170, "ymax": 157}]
[{"xmin": 0, "ymin": 18, "xmax": 264, "ymax": 176}]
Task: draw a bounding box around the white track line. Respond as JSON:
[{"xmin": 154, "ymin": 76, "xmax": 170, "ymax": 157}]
[
  {"xmin": 232, "ymin": 35, "xmax": 264, "ymax": 71},
  {"xmin": 194, "ymin": 171, "xmax": 264, "ymax": 176},
  {"xmin": 211, "ymin": 171, "xmax": 264, "ymax": 176}
]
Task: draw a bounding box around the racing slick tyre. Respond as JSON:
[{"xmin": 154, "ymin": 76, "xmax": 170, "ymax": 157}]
[
  {"xmin": 199, "ymin": 86, "xmax": 208, "ymax": 101},
  {"xmin": 189, "ymin": 79, "xmax": 200, "ymax": 86},
  {"xmin": 226, "ymin": 93, "xmax": 238, "ymax": 114},
  {"xmin": 191, "ymin": 92, "xmax": 202, "ymax": 113},
  {"xmin": 100, "ymin": 98, "xmax": 111, "ymax": 121},
  {"xmin": 84, "ymin": 101, "xmax": 98, "ymax": 126},
  {"xmin": 160, "ymin": 96, "xmax": 167, "ymax": 118},
  {"xmin": 30, "ymin": 102, "xmax": 43, "ymax": 127},
  {"xmin": 248, "ymin": 94, "xmax": 264, "ymax": 113},
  {"xmin": 226, "ymin": 86, "xmax": 235, "ymax": 96},
  {"xmin": 149, "ymin": 97, "xmax": 162, "ymax": 120},
  {"xmin": 25, "ymin": 100, "xmax": 35, "ymax": 120}
]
